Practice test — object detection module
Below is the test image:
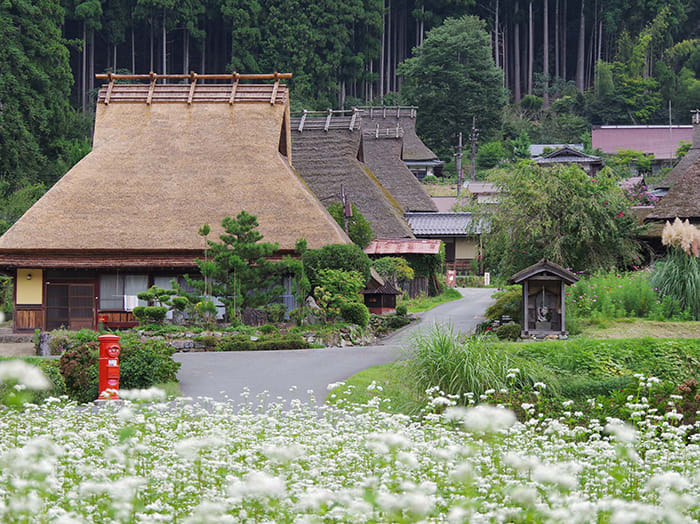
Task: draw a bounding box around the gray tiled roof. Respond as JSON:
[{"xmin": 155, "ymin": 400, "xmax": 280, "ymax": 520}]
[{"xmin": 405, "ymin": 212, "xmax": 484, "ymax": 236}]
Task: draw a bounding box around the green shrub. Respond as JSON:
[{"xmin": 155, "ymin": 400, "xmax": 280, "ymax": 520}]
[
  {"xmin": 58, "ymin": 334, "xmax": 180, "ymax": 403},
  {"xmin": 485, "ymin": 287, "xmax": 522, "ymax": 321},
  {"xmin": 340, "ymin": 302, "xmax": 370, "ymax": 327},
  {"xmin": 423, "ymin": 174, "xmax": 439, "ymax": 183},
  {"xmin": 395, "ymin": 304, "xmax": 408, "ymax": 317},
  {"xmin": 48, "ymin": 329, "xmax": 98, "ymax": 356},
  {"xmin": 476, "ymin": 141, "xmax": 506, "ymax": 169},
  {"xmin": 215, "ymin": 333, "xmax": 311, "ymax": 351},
  {"xmin": 494, "ymin": 323, "xmax": 521, "ymax": 341},
  {"xmin": 59, "ymin": 342, "xmax": 99, "ymax": 403},
  {"xmin": 456, "ymin": 275, "xmax": 485, "ymax": 287},
  {"xmin": 193, "ymin": 335, "xmax": 219, "ymax": 348},
  {"xmin": 387, "ymin": 315, "xmax": 411, "ymax": 329},
  {"xmin": 373, "ymin": 257, "xmax": 415, "ymax": 283},
  {"xmin": 0, "ymin": 358, "xmax": 66, "ymax": 405},
  {"xmin": 132, "ymin": 306, "xmax": 168, "ymax": 325},
  {"xmin": 327, "ymin": 202, "xmax": 374, "ymax": 249},
  {"xmin": 302, "ymin": 244, "xmax": 372, "ymax": 289},
  {"xmin": 118, "ymin": 334, "xmax": 180, "ymax": 389},
  {"xmin": 258, "ymin": 324, "xmax": 279, "ymax": 335},
  {"xmin": 265, "ymin": 303, "xmax": 287, "ymax": 323},
  {"xmin": 559, "ymin": 375, "xmax": 637, "ymax": 400}
]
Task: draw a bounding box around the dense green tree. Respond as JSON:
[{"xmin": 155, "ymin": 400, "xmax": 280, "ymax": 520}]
[
  {"xmin": 399, "ymin": 15, "xmax": 507, "ymax": 157},
  {"xmin": 189, "ymin": 211, "xmax": 299, "ymax": 320},
  {"xmin": 482, "ymin": 163, "xmax": 642, "ymax": 277},
  {"xmin": 327, "ymin": 203, "xmax": 374, "ymax": 249},
  {"xmin": 0, "ymin": 0, "xmax": 90, "ymax": 189}
]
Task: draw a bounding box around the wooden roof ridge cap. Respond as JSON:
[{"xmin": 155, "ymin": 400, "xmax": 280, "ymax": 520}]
[
  {"xmin": 508, "ymin": 258, "xmax": 580, "ymax": 284},
  {"xmin": 96, "ymin": 72, "xmax": 292, "ymax": 81}
]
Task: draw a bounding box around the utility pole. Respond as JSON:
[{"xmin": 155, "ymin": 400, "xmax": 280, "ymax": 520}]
[
  {"xmin": 470, "ymin": 116, "xmax": 478, "ymax": 182},
  {"xmin": 454, "ymin": 133, "xmax": 463, "ymax": 196}
]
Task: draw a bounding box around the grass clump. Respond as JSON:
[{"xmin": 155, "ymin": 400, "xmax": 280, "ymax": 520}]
[
  {"xmin": 407, "ymin": 325, "xmax": 558, "ymax": 399},
  {"xmin": 400, "ymin": 288, "xmax": 462, "ymax": 313}
]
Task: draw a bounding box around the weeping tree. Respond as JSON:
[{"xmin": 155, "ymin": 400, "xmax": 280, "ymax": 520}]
[{"xmin": 481, "ymin": 162, "xmax": 642, "ymax": 277}]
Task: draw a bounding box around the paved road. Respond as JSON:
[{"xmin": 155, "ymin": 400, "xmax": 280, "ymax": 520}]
[{"xmin": 174, "ymin": 288, "xmax": 495, "ymax": 403}]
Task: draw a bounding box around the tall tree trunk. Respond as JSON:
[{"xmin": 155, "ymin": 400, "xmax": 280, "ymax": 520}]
[
  {"xmin": 527, "ymin": 1, "xmax": 533, "ymax": 95},
  {"xmin": 369, "ymin": 59, "xmax": 373, "ymax": 102},
  {"xmin": 543, "ymin": 0, "xmax": 549, "ymax": 107},
  {"xmin": 113, "ymin": 44, "xmax": 117, "ymax": 72},
  {"xmin": 514, "ymin": 3, "xmax": 521, "ymax": 103},
  {"xmin": 554, "ymin": 0, "xmax": 559, "ymax": 78},
  {"xmin": 131, "ymin": 26, "xmax": 135, "ymax": 74},
  {"xmin": 561, "ymin": 0, "xmax": 567, "ymax": 80},
  {"xmin": 420, "ymin": 6, "xmax": 424, "ymax": 45},
  {"xmin": 201, "ymin": 26, "xmax": 206, "ymax": 77},
  {"xmin": 162, "ymin": 9, "xmax": 167, "ymax": 77},
  {"xmin": 504, "ymin": 17, "xmax": 509, "ymax": 90},
  {"xmin": 597, "ymin": 19, "xmax": 602, "ymax": 62},
  {"xmin": 183, "ymin": 28, "xmax": 189, "ymax": 73},
  {"xmin": 149, "ymin": 22, "xmax": 154, "ymax": 72},
  {"xmin": 89, "ymin": 28, "xmax": 94, "ymax": 94},
  {"xmin": 495, "ymin": 0, "xmax": 500, "ymax": 69},
  {"xmin": 387, "ymin": 0, "xmax": 392, "ymax": 93},
  {"xmin": 82, "ymin": 22, "xmax": 86, "ymax": 113},
  {"xmin": 380, "ymin": 3, "xmax": 385, "ymax": 99},
  {"xmin": 576, "ymin": 0, "xmax": 585, "ymax": 92}
]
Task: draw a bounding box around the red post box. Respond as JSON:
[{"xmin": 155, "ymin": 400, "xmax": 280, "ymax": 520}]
[{"xmin": 98, "ymin": 334, "xmax": 121, "ymax": 400}]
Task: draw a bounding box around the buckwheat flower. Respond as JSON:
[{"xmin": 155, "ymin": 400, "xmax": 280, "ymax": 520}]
[
  {"xmin": 228, "ymin": 471, "xmax": 287, "ymax": 501},
  {"xmin": 183, "ymin": 501, "xmax": 235, "ymax": 524},
  {"xmin": 117, "ymin": 406, "xmax": 135, "ymax": 422},
  {"xmin": 646, "ymin": 471, "xmax": 691, "ymax": 493},
  {"xmin": 604, "ymin": 421, "xmax": 638, "ymax": 444},
  {"xmin": 532, "ymin": 463, "xmax": 579, "ymax": 490},
  {"xmin": 397, "ymin": 451, "xmax": 419, "ymax": 469},
  {"xmin": 533, "ymin": 382, "xmax": 547, "ymax": 390},
  {"xmin": 326, "ymin": 382, "xmax": 344, "ymax": 392},
  {"xmin": 509, "ymin": 486, "xmax": 539, "ymax": 507},
  {"xmin": 0, "ymin": 360, "xmax": 51, "ymax": 390},
  {"xmin": 263, "ymin": 443, "xmax": 305, "ymax": 464},
  {"xmin": 430, "ymin": 396, "xmax": 454, "ymax": 408},
  {"xmin": 449, "ymin": 462, "xmax": 473, "ymax": 484},
  {"xmin": 119, "ymin": 387, "xmax": 167, "ymax": 402},
  {"xmin": 445, "ymin": 405, "xmax": 517, "ymax": 434}
]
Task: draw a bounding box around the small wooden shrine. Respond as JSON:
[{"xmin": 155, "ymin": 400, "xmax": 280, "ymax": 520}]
[
  {"xmin": 362, "ymin": 269, "xmax": 402, "ymax": 314},
  {"xmin": 508, "ymin": 259, "xmax": 579, "ymax": 338}
]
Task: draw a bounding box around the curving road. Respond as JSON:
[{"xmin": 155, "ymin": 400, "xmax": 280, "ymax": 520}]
[{"xmin": 173, "ymin": 288, "xmax": 495, "ymax": 403}]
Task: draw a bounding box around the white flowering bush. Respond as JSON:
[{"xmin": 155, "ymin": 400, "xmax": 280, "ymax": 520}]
[{"xmin": 1, "ymin": 368, "xmax": 700, "ymax": 522}]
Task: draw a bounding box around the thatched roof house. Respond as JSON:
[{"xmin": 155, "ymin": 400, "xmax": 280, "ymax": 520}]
[
  {"xmin": 290, "ymin": 110, "xmax": 413, "ymax": 239},
  {"xmin": 0, "ymin": 72, "xmax": 349, "ymax": 332},
  {"xmin": 359, "ymin": 106, "xmax": 444, "ymax": 185},
  {"xmin": 359, "ymin": 118, "xmax": 437, "ymax": 212},
  {"xmin": 646, "ymin": 119, "xmax": 700, "ymax": 224}
]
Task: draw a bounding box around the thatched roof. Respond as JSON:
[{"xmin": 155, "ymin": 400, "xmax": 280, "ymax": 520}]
[
  {"xmin": 290, "ymin": 112, "xmax": 414, "ymax": 239},
  {"xmin": 647, "ymin": 123, "xmax": 700, "ymax": 222},
  {"xmin": 0, "ymin": 78, "xmax": 349, "ymax": 261},
  {"xmin": 359, "ymin": 106, "xmax": 439, "ymax": 161}
]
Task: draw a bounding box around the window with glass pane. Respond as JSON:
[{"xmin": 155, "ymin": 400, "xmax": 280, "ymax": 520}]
[
  {"xmin": 100, "ymin": 274, "xmax": 124, "ymax": 310},
  {"xmin": 125, "ymin": 275, "xmax": 149, "ymax": 307}
]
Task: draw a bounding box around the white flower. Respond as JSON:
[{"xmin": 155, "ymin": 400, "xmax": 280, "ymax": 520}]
[
  {"xmin": 229, "ymin": 471, "xmax": 286, "ymax": 500},
  {"xmin": 444, "ymin": 405, "xmax": 517, "ymax": 434},
  {"xmin": 449, "ymin": 462, "xmax": 473, "ymax": 484},
  {"xmin": 263, "ymin": 443, "xmax": 305, "ymax": 464},
  {"xmin": 326, "ymin": 382, "xmax": 344, "ymax": 391},
  {"xmin": 119, "ymin": 387, "xmax": 167, "ymax": 402},
  {"xmin": 604, "ymin": 421, "xmax": 638, "ymax": 444},
  {"xmin": 0, "ymin": 360, "xmax": 51, "ymax": 390}
]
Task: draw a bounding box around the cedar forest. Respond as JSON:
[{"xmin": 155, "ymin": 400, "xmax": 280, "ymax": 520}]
[{"xmin": 1, "ymin": 0, "xmax": 699, "ymax": 233}]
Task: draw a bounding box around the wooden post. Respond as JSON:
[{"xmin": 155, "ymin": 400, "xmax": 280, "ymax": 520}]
[
  {"xmin": 324, "ymin": 109, "xmax": 332, "ymax": 132},
  {"xmin": 270, "ymin": 72, "xmax": 280, "ymax": 105},
  {"xmin": 228, "ymin": 73, "xmax": 239, "ymax": 105},
  {"xmin": 523, "ymin": 280, "xmax": 529, "ymax": 334},
  {"xmin": 298, "ymin": 110, "xmax": 307, "ymax": 132},
  {"xmin": 146, "ymin": 72, "xmax": 156, "ymax": 105},
  {"xmin": 455, "ymin": 132, "xmax": 463, "ymax": 196},
  {"xmin": 104, "ymin": 72, "xmax": 114, "ymax": 105},
  {"xmin": 349, "ymin": 109, "xmax": 358, "ymax": 131},
  {"xmin": 560, "ymin": 279, "xmax": 566, "ymax": 334},
  {"xmin": 187, "ymin": 71, "xmax": 197, "ymax": 105}
]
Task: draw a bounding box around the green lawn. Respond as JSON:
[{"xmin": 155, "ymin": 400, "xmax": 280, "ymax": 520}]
[{"xmin": 400, "ymin": 288, "xmax": 462, "ymax": 313}]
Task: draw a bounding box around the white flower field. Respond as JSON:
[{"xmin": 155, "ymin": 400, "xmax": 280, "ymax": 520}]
[{"xmin": 1, "ymin": 372, "xmax": 699, "ymax": 522}]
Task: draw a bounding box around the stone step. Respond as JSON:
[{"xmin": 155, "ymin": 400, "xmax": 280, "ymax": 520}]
[{"xmin": 0, "ymin": 333, "xmax": 34, "ymax": 344}]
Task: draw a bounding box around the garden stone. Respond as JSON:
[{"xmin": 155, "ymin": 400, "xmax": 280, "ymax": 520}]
[
  {"xmin": 37, "ymin": 332, "xmax": 52, "ymax": 357},
  {"xmin": 170, "ymin": 339, "xmax": 194, "ymax": 350}
]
